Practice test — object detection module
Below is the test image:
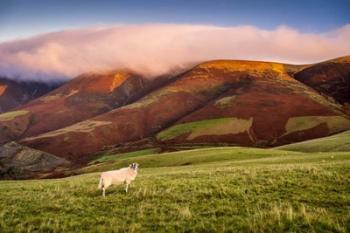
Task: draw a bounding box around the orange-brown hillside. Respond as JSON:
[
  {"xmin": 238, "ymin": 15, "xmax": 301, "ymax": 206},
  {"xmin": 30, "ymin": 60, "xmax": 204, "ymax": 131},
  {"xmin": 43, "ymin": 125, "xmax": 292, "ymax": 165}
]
[
  {"xmin": 0, "ymin": 70, "xmax": 165, "ymax": 144},
  {"xmin": 156, "ymin": 61, "xmax": 349, "ymax": 146},
  {"xmin": 20, "ymin": 58, "xmax": 350, "ymax": 162}
]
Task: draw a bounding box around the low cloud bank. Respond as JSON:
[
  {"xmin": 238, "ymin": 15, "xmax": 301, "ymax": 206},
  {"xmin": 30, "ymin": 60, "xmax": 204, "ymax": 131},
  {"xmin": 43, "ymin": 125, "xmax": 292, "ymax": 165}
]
[{"xmin": 1, "ymin": 24, "xmax": 350, "ymax": 81}]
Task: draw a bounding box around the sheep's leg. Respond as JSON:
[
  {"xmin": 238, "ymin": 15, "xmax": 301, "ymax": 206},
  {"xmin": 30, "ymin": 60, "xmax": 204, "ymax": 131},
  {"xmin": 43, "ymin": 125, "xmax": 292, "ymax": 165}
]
[
  {"xmin": 102, "ymin": 187, "xmax": 106, "ymax": 197},
  {"xmin": 125, "ymin": 183, "xmax": 129, "ymax": 193}
]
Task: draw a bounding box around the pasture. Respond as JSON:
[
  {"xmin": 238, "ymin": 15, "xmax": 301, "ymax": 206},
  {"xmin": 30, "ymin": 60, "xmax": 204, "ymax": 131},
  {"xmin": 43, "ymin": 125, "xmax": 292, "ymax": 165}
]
[{"xmin": 0, "ymin": 147, "xmax": 349, "ymax": 232}]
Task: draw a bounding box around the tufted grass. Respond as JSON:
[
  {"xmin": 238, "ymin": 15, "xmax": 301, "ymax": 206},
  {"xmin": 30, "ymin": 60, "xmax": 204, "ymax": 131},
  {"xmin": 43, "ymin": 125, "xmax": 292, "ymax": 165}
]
[{"xmin": 0, "ymin": 147, "xmax": 349, "ymax": 232}]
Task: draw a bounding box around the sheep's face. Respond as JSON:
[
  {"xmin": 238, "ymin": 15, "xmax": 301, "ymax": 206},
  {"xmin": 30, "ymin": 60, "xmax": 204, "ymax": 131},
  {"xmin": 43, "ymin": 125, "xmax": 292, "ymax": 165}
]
[{"xmin": 130, "ymin": 163, "xmax": 139, "ymax": 171}]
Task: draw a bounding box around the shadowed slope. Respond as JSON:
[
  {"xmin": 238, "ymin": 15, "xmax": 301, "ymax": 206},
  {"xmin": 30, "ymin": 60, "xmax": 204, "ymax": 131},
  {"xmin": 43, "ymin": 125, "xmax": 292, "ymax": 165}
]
[
  {"xmin": 294, "ymin": 56, "xmax": 350, "ymax": 111},
  {"xmin": 0, "ymin": 77, "xmax": 59, "ymax": 113}
]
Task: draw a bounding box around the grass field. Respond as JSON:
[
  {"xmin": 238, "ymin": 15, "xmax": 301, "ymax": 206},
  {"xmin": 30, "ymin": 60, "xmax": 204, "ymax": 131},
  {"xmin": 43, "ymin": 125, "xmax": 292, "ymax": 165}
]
[
  {"xmin": 277, "ymin": 130, "xmax": 350, "ymax": 152},
  {"xmin": 0, "ymin": 147, "xmax": 349, "ymax": 232}
]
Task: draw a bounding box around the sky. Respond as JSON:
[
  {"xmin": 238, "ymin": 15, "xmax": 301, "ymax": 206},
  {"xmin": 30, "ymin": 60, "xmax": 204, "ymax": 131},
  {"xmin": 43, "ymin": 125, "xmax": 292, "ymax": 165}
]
[
  {"xmin": 1, "ymin": 0, "xmax": 349, "ymax": 41},
  {"xmin": 0, "ymin": 0, "xmax": 349, "ymax": 81}
]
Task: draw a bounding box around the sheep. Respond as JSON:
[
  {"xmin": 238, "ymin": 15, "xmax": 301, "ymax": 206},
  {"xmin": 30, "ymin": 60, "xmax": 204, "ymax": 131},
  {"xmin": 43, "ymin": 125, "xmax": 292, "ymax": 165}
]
[{"xmin": 98, "ymin": 163, "xmax": 139, "ymax": 197}]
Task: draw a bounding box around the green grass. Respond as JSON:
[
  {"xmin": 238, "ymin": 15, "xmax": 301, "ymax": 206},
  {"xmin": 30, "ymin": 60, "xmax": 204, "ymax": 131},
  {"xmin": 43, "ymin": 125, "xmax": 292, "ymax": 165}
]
[
  {"xmin": 0, "ymin": 147, "xmax": 349, "ymax": 232},
  {"xmin": 157, "ymin": 118, "xmax": 251, "ymax": 141},
  {"xmin": 89, "ymin": 148, "xmax": 161, "ymax": 164},
  {"xmin": 80, "ymin": 147, "xmax": 302, "ymax": 173},
  {"xmin": 277, "ymin": 130, "xmax": 350, "ymax": 152}
]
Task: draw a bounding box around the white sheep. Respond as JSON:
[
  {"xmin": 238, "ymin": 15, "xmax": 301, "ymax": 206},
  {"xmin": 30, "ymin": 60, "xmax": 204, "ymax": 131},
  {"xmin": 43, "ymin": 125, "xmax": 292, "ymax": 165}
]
[{"xmin": 98, "ymin": 163, "xmax": 139, "ymax": 197}]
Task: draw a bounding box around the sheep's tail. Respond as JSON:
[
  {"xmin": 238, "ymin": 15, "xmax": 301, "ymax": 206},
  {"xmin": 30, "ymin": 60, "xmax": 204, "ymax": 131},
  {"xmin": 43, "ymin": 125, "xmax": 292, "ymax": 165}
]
[{"xmin": 98, "ymin": 177, "xmax": 104, "ymax": 190}]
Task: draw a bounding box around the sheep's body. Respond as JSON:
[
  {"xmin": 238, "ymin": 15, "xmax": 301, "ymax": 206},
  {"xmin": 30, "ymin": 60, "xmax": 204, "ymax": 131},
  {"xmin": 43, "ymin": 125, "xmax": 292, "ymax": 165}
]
[{"xmin": 98, "ymin": 163, "xmax": 138, "ymax": 197}]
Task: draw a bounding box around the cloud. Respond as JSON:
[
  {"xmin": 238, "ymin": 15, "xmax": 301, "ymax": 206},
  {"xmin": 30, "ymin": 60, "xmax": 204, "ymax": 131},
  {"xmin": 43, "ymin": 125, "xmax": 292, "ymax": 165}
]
[{"xmin": 0, "ymin": 24, "xmax": 350, "ymax": 81}]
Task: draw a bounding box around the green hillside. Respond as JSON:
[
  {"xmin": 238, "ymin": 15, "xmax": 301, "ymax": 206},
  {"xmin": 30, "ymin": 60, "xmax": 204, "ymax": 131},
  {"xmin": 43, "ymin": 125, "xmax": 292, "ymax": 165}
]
[
  {"xmin": 1, "ymin": 147, "xmax": 349, "ymax": 232},
  {"xmin": 277, "ymin": 130, "xmax": 350, "ymax": 152}
]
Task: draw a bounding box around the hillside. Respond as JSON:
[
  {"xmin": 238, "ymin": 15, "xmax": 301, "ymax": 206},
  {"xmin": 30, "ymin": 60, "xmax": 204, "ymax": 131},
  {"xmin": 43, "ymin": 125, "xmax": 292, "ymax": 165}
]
[
  {"xmin": 294, "ymin": 56, "xmax": 350, "ymax": 112},
  {"xmin": 156, "ymin": 60, "xmax": 350, "ymax": 146},
  {"xmin": 276, "ymin": 130, "xmax": 350, "ymax": 152},
  {"xmin": 18, "ymin": 59, "xmax": 350, "ymax": 162},
  {"xmin": 0, "ymin": 77, "xmax": 59, "ymax": 113},
  {"xmin": 0, "ymin": 70, "xmax": 166, "ymax": 144}
]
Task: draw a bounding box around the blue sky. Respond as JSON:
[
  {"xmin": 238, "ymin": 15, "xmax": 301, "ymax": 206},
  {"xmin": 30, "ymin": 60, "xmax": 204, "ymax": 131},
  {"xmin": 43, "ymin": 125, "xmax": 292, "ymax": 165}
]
[{"xmin": 1, "ymin": 0, "xmax": 350, "ymax": 41}]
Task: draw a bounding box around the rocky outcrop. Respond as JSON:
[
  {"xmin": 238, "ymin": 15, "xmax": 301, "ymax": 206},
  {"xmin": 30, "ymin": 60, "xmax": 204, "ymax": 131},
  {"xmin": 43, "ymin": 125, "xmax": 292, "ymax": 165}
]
[{"xmin": 0, "ymin": 142, "xmax": 70, "ymax": 179}]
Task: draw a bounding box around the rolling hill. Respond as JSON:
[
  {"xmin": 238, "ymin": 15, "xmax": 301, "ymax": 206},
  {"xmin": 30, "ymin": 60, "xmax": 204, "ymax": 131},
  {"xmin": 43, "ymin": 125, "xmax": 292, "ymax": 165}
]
[
  {"xmin": 0, "ymin": 70, "xmax": 167, "ymax": 144},
  {"xmin": 156, "ymin": 61, "xmax": 350, "ymax": 147},
  {"xmin": 15, "ymin": 58, "xmax": 350, "ymax": 162},
  {"xmin": 276, "ymin": 130, "xmax": 350, "ymax": 152}
]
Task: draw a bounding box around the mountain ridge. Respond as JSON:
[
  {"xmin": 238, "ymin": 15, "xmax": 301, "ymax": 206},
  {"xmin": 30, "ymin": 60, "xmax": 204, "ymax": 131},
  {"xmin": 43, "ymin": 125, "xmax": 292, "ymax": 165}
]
[
  {"xmin": 12, "ymin": 57, "xmax": 349, "ymax": 162},
  {"xmin": 0, "ymin": 56, "xmax": 349, "ymax": 165}
]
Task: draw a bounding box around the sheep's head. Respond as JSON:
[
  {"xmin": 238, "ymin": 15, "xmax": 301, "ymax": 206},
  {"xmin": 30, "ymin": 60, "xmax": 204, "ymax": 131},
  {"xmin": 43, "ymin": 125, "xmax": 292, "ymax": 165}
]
[{"xmin": 130, "ymin": 163, "xmax": 139, "ymax": 171}]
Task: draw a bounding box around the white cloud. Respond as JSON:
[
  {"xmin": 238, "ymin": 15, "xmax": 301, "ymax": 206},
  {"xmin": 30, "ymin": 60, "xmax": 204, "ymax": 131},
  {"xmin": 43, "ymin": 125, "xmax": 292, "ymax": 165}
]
[{"xmin": 0, "ymin": 24, "xmax": 350, "ymax": 81}]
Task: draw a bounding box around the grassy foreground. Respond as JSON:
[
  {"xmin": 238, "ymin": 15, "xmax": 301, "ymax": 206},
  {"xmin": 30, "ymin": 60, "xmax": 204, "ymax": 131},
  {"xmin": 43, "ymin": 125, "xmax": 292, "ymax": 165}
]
[{"xmin": 0, "ymin": 147, "xmax": 349, "ymax": 232}]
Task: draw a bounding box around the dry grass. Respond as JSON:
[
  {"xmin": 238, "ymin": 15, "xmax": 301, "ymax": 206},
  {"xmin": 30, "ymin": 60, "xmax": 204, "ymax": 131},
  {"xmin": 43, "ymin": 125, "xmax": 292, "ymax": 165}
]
[
  {"xmin": 284, "ymin": 115, "xmax": 350, "ymax": 135},
  {"xmin": 0, "ymin": 110, "xmax": 29, "ymax": 121},
  {"xmin": 157, "ymin": 117, "xmax": 252, "ymax": 141}
]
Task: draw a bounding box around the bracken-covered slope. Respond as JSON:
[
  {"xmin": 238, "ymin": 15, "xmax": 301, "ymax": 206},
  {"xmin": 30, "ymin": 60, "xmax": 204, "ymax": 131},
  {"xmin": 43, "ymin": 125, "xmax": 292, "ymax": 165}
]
[
  {"xmin": 21, "ymin": 61, "xmax": 252, "ymax": 161},
  {"xmin": 21, "ymin": 58, "xmax": 350, "ymax": 162},
  {"xmin": 156, "ymin": 60, "xmax": 350, "ymax": 146},
  {"xmin": 0, "ymin": 77, "xmax": 59, "ymax": 113},
  {"xmin": 0, "ymin": 70, "xmax": 162, "ymax": 144}
]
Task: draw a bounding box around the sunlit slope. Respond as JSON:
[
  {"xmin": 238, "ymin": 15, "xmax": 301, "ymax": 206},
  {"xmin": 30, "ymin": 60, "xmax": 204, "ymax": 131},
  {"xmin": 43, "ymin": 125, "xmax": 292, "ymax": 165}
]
[
  {"xmin": 23, "ymin": 60, "xmax": 289, "ymax": 160},
  {"xmin": 157, "ymin": 60, "xmax": 350, "ymax": 146},
  {"xmin": 22, "ymin": 60, "xmax": 350, "ymax": 161},
  {"xmin": 0, "ymin": 70, "xmax": 156, "ymax": 144}
]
